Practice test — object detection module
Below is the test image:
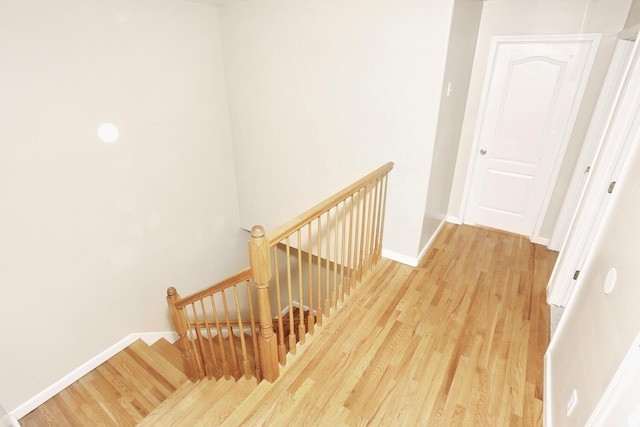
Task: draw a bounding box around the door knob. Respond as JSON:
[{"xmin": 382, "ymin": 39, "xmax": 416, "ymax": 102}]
[{"xmin": 480, "ymin": 149, "xmax": 487, "ymax": 156}]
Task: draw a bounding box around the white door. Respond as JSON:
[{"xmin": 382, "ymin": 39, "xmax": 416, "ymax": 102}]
[{"xmin": 465, "ymin": 35, "xmax": 600, "ymax": 237}]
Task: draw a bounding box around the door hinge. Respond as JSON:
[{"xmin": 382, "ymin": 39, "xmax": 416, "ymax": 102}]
[
  {"xmin": 608, "ymin": 181, "xmax": 616, "ymax": 194},
  {"xmin": 584, "ymin": 166, "xmax": 591, "ymax": 174},
  {"xmin": 573, "ymin": 270, "xmax": 580, "ymax": 280}
]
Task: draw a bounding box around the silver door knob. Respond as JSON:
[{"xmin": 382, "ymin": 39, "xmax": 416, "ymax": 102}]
[{"xmin": 480, "ymin": 149, "xmax": 487, "ymax": 155}]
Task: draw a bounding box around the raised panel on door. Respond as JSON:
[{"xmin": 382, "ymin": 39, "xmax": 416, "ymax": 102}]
[{"xmin": 465, "ymin": 36, "xmax": 599, "ymax": 237}]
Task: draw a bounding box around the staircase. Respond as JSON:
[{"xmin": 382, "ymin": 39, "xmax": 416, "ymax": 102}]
[
  {"xmin": 19, "ymin": 339, "xmax": 189, "ymax": 426},
  {"xmin": 19, "ymin": 163, "xmax": 395, "ymax": 426},
  {"xmin": 19, "ymin": 308, "xmax": 318, "ymax": 426}
]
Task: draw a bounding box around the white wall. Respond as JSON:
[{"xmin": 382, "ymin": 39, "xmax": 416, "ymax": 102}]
[
  {"xmin": 0, "ymin": 0, "xmax": 247, "ymax": 413},
  {"xmin": 447, "ymin": 0, "xmax": 632, "ymax": 240},
  {"xmin": 219, "ymin": 0, "xmax": 455, "ymax": 262},
  {"xmin": 625, "ymin": 0, "xmax": 640, "ymax": 28},
  {"xmin": 420, "ymin": 0, "xmax": 483, "ymax": 249},
  {"xmin": 546, "ymin": 109, "xmax": 640, "ymax": 425}
]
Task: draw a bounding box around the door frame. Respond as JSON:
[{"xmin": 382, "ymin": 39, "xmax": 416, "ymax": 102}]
[
  {"xmin": 547, "ymin": 32, "xmax": 640, "ymax": 307},
  {"xmin": 459, "ymin": 34, "xmax": 601, "ymax": 243},
  {"xmin": 548, "ymin": 38, "xmax": 636, "ymax": 251}
]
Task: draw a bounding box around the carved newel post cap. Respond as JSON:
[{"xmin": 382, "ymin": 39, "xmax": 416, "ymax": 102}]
[
  {"xmin": 251, "ymin": 225, "xmax": 266, "ymax": 239},
  {"xmin": 167, "ymin": 287, "xmax": 177, "ymax": 296}
]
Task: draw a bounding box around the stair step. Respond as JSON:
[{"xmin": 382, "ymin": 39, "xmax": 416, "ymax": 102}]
[
  {"xmin": 127, "ymin": 339, "xmax": 188, "ymax": 388},
  {"xmin": 139, "ymin": 377, "xmax": 257, "ymax": 426},
  {"xmin": 19, "ymin": 339, "xmax": 189, "ymax": 426},
  {"xmin": 151, "ymin": 337, "xmax": 186, "ymax": 374}
]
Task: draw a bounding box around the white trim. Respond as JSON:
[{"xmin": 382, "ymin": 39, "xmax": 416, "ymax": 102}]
[
  {"xmin": 547, "ymin": 37, "xmax": 640, "ymax": 307},
  {"xmin": 548, "ymin": 39, "xmax": 635, "ymax": 251},
  {"xmin": 531, "ymin": 236, "xmax": 550, "ymax": 246},
  {"xmin": 619, "ymin": 23, "xmax": 640, "ymax": 42},
  {"xmin": 417, "ymin": 219, "xmax": 446, "ymax": 264},
  {"xmin": 382, "ymin": 218, "xmax": 447, "ymax": 267},
  {"xmin": 586, "ymin": 332, "xmax": 640, "ymax": 426},
  {"xmin": 1, "ymin": 413, "xmax": 20, "ymax": 427},
  {"xmin": 10, "ymin": 331, "xmax": 178, "ymax": 420},
  {"xmin": 460, "ymin": 33, "xmax": 601, "ymax": 241},
  {"xmin": 382, "ymin": 249, "xmax": 420, "ymax": 267},
  {"xmin": 445, "ymin": 215, "xmax": 462, "ymax": 225},
  {"xmin": 544, "ymin": 351, "xmax": 553, "ymax": 427},
  {"xmin": 137, "ymin": 331, "xmax": 179, "ymax": 345}
]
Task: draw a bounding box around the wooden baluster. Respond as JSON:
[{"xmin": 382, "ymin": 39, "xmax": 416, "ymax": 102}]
[
  {"xmin": 233, "ymin": 285, "xmax": 251, "ymax": 379},
  {"xmin": 363, "ymin": 183, "xmax": 373, "ymax": 277},
  {"xmin": 221, "ymin": 290, "xmax": 241, "ymax": 380},
  {"xmin": 166, "ymin": 287, "xmax": 199, "ymax": 382},
  {"xmin": 332, "ymin": 205, "xmax": 339, "ymax": 310},
  {"xmin": 340, "ymin": 199, "xmax": 347, "ymax": 303},
  {"xmin": 368, "ymin": 179, "xmax": 379, "ymax": 271},
  {"xmin": 346, "ymin": 193, "xmax": 355, "ymax": 295},
  {"xmin": 361, "ymin": 185, "xmax": 370, "ymax": 277},
  {"xmin": 200, "ymin": 299, "xmax": 220, "ymax": 379},
  {"xmin": 378, "ymin": 173, "xmax": 389, "ymax": 259},
  {"xmin": 353, "ymin": 189, "xmax": 362, "ymax": 286},
  {"xmin": 297, "ymin": 230, "xmax": 306, "ymax": 345},
  {"xmin": 246, "ymin": 281, "xmax": 262, "ymax": 382},
  {"xmin": 189, "ymin": 304, "xmax": 207, "ymax": 379},
  {"xmin": 285, "ymin": 237, "xmax": 297, "ymax": 355},
  {"xmin": 273, "ymin": 248, "xmax": 287, "ymax": 365},
  {"xmin": 358, "ymin": 186, "xmax": 368, "ymax": 282},
  {"xmin": 209, "ymin": 294, "xmax": 230, "ymax": 379},
  {"xmin": 307, "ymin": 224, "xmax": 315, "ymax": 335},
  {"xmin": 371, "ymin": 177, "xmax": 382, "ymax": 265},
  {"xmin": 365, "ymin": 184, "xmax": 374, "ymax": 273},
  {"xmin": 324, "ymin": 210, "xmax": 331, "ymax": 317},
  {"xmin": 316, "ymin": 217, "xmax": 323, "ymax": 325},
  {"xmin": 248, "ymin": 225, "xmax": 279, "ymax": 382}
]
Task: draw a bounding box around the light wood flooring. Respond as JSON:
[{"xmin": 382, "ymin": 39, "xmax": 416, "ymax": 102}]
[
  {"xmin": 19, "ymin": 339, "xmax": 188, "ymax": 426},
  {"xmin": 20, "ymin": 223, "xmax": 558, "ymax": 426},
  {"xmin": 147, "ymin": 223, "xmax": 557, "ymax": 426}
]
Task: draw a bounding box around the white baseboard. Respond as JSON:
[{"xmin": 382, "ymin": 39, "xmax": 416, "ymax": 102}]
[
  {"xmin": 531, "ymin": 236, "xmax": 550, "ymax": 246},
  {"xmin": 382, "ymin": 219, "xmax": 447, "ymax": 267},
  {"xmin": 446, "ymin": 215, "xmax": 463, "ymax": 225},
  {"xmin": 382, "ymin": 249, "xmax": 420, "ymax": 267},
  {"xmin": 1, "ymin": 413, "xmax": 20, "ymax": 427},
  {"xmin": 544, "ymin": 351, "xmax": 552, "ymax": 427},
  {"xmin": 10, "ymin": 331, "xmax": 178, "ymax": 420},
  {"xmin": 416, "ymin": 219, "xmax": 446, "ymax": 265}
]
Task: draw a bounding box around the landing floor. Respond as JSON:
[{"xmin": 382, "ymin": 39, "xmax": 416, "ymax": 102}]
[{"xmin": 221, "ymin": 223, "xmax": 557, "ymax": 426}]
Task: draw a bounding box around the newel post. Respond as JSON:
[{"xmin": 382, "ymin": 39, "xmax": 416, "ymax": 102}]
[
  {"xmin": 248, "ymin": 225, "xmax": 280, "ymax": 382},
  {"xmin": 166, "ymin": 287, "xmax": 199, "ymax": 382}
]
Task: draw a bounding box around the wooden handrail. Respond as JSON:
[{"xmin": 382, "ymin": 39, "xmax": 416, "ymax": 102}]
[
  {"xmin": 267, "ymin": 162, "xmax": 394, "ymax": 245},
  {"xmin": 174, "ymin": 268, "xmax": 252, "ymax": 309}
]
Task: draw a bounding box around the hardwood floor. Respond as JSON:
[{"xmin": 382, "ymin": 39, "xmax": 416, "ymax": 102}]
[
  {"xmin": 19, "ymin": 339, "xmax": 188, "ymax": 426},
  {"xmin": 222, "ymin": 223, "xmax": 557, "ymax": 426},
  {"xmin": 19, "ymin": 223, "xmax": 557, "ymax": 426}
]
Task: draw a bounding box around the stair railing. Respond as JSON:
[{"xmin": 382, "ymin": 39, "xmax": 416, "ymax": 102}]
[{"xmin": 167, "ymin": 162, "xmax": 393, "ymax": 384}]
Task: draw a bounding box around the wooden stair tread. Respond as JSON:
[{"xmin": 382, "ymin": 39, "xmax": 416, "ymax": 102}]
[
  {"xmin": 20, "ymin": 339, "xmax": 189, "ymax": 426},
  {"xmin": 150, "ymin": 337, "xmax": 186, "ymax": 374},
  {"xmin": 127, "ymin": 339, "xmax": 188, "ymax": 387},
  {"xmin": 139, "ymin": 376, "xmax": 256, "ymax": 426}
]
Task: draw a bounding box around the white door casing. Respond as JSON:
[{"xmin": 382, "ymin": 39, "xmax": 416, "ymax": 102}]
[
  {"xmin": 547, "ymin": 37, "xmax": 640, "ymax": 307},
  {"xmin": 548, "ymin": 39, "xmax": 635, "ymax": 251},
  {"xmin": 462, "ymin": 35, "xmax": 601, "ymax": 239}
]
